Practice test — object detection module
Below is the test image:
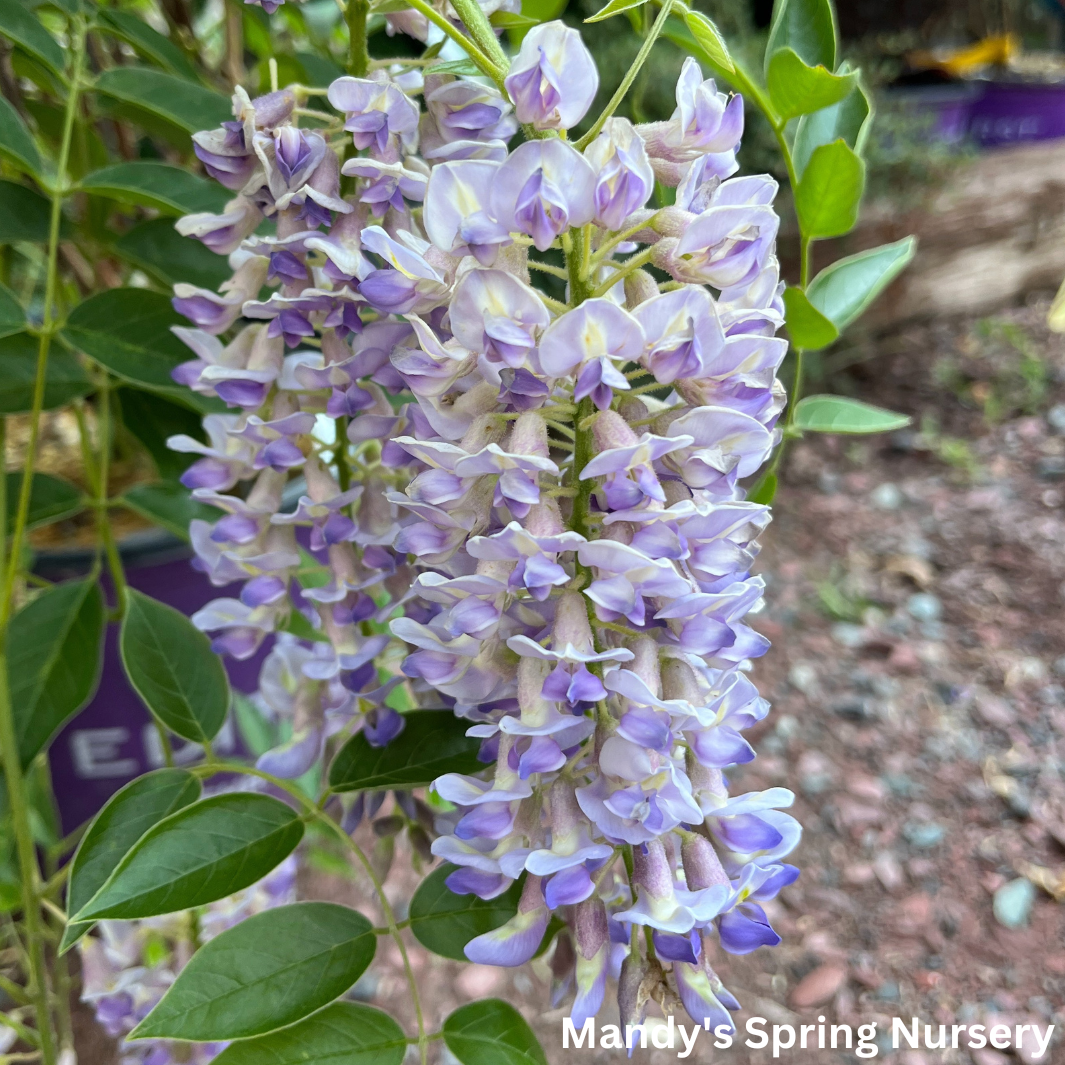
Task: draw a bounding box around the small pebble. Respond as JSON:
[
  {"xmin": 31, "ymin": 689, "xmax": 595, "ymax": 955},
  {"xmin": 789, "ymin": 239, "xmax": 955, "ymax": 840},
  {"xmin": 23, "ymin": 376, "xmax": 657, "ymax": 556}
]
[
  {"xmin": 993, "ymin": 878, "xmax": 1036, "ymax": 929},
  {"xmin": 818, "ymin": 470, "xmax": 842, "ymax": 494},
  {"xmin": 883, "ymin": 773, "xmax": 919, "ymax": 797},
  {"xmin": 873, "ymin": 851, "xmax": 905, "ymax": 891},
  {"xmin": 902, "ymin": 821, "xmax": 946, "ymax": 848},
  {"xmin": 1047, "ymin": 402, "xmax": 1065, "ymax": 434},
  {"xmin": 871, "ymin": 482, "xmax": 903, "ymax": 510},
  {"xmin": 349, "ymin": 972, "xmax": 379, "ymax": 1001},
  {"xmin": 971, "ymin": 1049, "xmax": 1010, "ymax": 1065},
  {"xmin": 790, "ymin": 963, "xmax": 847, "ymax": 1008},
  {"xmin": 789, "ymin": 661, "xmax": 819, "ymax": 695},
  {"xmin": 831, "ymin": 697, "xmax": 874, "ymax": 722},
  {"xmin": 907, "ymin": 592, "xmax": 942, "ymax": 622},
  {"xmin": 974, "ymin": 691, "xmax": 1016, "ymax": 728},
  {"xmin": 801, "ymin": 772, "xmax": 834, "ymax": 796},
  {"xmin": 775, "ymin": 714, "xmax": 800, "ymax": 739},
  {"xmin": 1036, "ymin": 456, "xmax": 1065, "ymax": 481},
  {"xmin": 831, "ymin": 623, "xmax": 866, "ymax": 648}
]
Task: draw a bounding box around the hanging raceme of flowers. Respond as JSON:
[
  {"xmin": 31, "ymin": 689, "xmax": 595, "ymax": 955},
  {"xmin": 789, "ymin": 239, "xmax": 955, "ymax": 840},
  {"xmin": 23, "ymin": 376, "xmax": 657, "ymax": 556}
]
[{"xmin": 166, "ymin": 21, "xmax": 798, "ymax": 1035}]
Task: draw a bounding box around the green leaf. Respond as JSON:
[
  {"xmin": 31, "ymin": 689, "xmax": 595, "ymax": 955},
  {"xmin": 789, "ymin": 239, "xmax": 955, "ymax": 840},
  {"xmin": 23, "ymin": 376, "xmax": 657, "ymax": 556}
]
[
  {"xmin": 490, "ymin": 9, "xmax": 539, "ymax": 26},
  {"xmin": 793, "ymin": 71, "xmax": 873, "ymax": 177},
  {"xmin": 117, "ymin": 387, "xmax": 205, "ymax": 481},
  {"xmin": 0, "ymin": 179, "xmax": 68, "ymax": 243},
  {"xmin": 0, "ymin": 96, "xmax": 41, "ymax": 177},
  {"xmin": 231, "ymin": 692, "xmax": 276, "ymax": 759},
  {"xmin": 682, "ymin": 9, "xmax": 733, "ymax": 73},
  {"xmin": 510, "ymin": 0, "xmax": 566, "ymax": 42},
  {"xmin": 97, "ymin": 10, "xmax": 199, "ymax": 80},
  {"xmin": 765, "ymin": 0, "xmax": 836, "ymax": 73},
  {"xmin": 0, "ymin": 333, "xmax": 91, "ymax": 413},
  {"xmin": 766, "ymin": 47, "xmax": 855, "ymax": 121},
  {"xmin": 209, "ymin": 1003, "xmax": 407, "ymax": 1065},
  {"xmin": 425, "ymin": 58, "xmax": 483, "ymax": 76},
  {"xmin": 793, "ymin": 395, "xmax": 912, "ymax": 434},
  {"xmin": 61, "ymin": 288, "xmax": 194, "ymax": 399},
  {"xmin": 133, "ymin": 903, "xmax": 376, "ymax": 1041},
  {"xmin": 10, "ymin": 578, "xmax": 103, "ymax": 770},
  {"xmin": 60, "ymin": 768, "xmax": 201, "ymax": 954},
  {"xmin": 121, "ymin": 483, "xmax": 222, "ymax": 541},
  {"xmin": 0, "ymin": 0, "xmax": 64, "ymax": 74},
  {"xmin": 120, "ymin": 588, "xmax": 230, "ymax": 743},
  {"xmin": 5, "ymin": 471, "xmax": 83, "ymax": 535},
  {"xmin": 746, "ymin": 471, "xmax": 777, "ymax": 505},
  {"xmin": 409, "ymin": 864, "xmax": 521, "ymax": 961},
  {"xmin": 94, "ymin": 68, "xmax": 230, "ymax": 135},
  {"xmin": 443, "ymin": 1000, "xmax": 546, "ymax": 1065},
  {"xmin": 794, "ymin": 139, "xmax": 864, "ymax": 240},
  {"xmin": 0, "ymin": 283, "xmax": 25, "ymax": 339},
  {"xmin": 585, "ymin": 0, "xmax": 643, "ymax": 23},
  {"xmin": 782, "ymin": 286, "xmax": 838, "ymax": 351},
  {"xmin": 73, "ymin": 793, "xmax": 304, "ymax": 921},
  {"xmin": 133, "ymin": 478, "xmax": 216, "ymax": 539},
  {"xmin": 662, "ymin": 19, "xmax": 731, "ymax": 81},
  {"xmin": 328, "ymin": 709, "xmax": 482, "ymax": 792},
  {"xmin": 806, "ymin": 237, "xmax": 917, "ymax": 331},
  {"xmin": 280, "ymin": 608, "xmax": 328, "ymax": 643},
  {"xmin": 81, "ymin": 162, "xmax": 229, "ymax": 217},
  {"xmin": 114, "ymin": 219, "xmax": 232, "ymax": 292},
  {"xmin": 294, "ymin": 52, "xmax": 344, "ymax": 93},
  {"xmin": 35, "ymin": 0, "xmax": 79, "ymax": 17}
]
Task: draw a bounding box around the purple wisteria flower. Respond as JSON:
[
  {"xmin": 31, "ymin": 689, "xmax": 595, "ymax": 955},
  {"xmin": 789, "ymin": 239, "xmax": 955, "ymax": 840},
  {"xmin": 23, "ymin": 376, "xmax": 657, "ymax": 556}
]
[
  {"xmin": 585, "ymin": 117, "xmax": 655, "ymax": 232},
  {"xmin": 504, "ymin": 21, "xmax": 599, "ymax": 131},
  {"xmin": 170, "ymin": 40, "xmax": 796, "ymax": 1042},
  {"xmin": 491, "ymin": 139, "xmax": 597, "ymax": 251}
]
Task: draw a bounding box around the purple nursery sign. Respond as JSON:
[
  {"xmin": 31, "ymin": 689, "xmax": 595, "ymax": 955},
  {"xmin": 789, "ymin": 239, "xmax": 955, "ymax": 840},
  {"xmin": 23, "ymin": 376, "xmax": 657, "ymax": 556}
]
[{"xmin": 44, "ymin": 548, "xmax": 266, "ymax": 834}]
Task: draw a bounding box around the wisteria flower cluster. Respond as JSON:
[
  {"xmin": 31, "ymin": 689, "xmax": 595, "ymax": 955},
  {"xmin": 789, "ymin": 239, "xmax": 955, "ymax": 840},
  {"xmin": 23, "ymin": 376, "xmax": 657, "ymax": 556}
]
[{"xmin": 169, "ymin": 22, "xmax": 798, "ymax": 1035}]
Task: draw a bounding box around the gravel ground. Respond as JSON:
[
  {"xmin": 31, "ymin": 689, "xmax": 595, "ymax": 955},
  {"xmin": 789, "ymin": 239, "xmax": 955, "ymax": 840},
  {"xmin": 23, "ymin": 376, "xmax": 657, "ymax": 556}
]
[{"xmin": 75, "ymin": 301, "xmax": 1065, "ymax": 1063}]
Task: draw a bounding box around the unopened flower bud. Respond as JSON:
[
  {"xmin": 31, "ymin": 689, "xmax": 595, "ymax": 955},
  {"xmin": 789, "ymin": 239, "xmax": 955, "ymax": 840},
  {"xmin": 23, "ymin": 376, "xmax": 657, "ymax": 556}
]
[
  {"xmin": 681, "ymin": 832, "xmax": 729, "ymax": 889},
  {"xmin": 593, "ymin": 409, "xmax": 639, "ymax": 452},
  {"xmin": 574, "ymin": 896, "xmax": 608, "ymax": 959},
  {"xmin": 624, "ymin": 268, "xmax": 660, "ymax": 308},
  {"xmin": 509, "ymin": 411, "xmax": 549, "ymax": 460}
]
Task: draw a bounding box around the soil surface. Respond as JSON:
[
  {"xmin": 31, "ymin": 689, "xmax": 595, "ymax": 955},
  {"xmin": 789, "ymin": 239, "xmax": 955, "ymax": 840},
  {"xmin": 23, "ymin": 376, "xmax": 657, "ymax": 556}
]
[{"xmin": 73, "ymin": 299, "xmax": 1065, "ymax": 1063}]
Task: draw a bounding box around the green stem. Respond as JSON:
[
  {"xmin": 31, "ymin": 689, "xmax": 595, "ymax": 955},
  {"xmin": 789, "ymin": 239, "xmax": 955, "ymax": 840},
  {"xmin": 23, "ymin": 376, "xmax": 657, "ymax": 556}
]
[
  {"xmin": 72, "ymin": 397, "xmax": 128, "ymax": 618},
  {"xmin": 403, "ymin": 0, "xmax": 499, "ymax": 83},
  {"xmin": 224, "ymin": 0, "xmax": 244, "ymax": 87},
  {"xmin": 0, "ymin": 1012, "xmax": 40, "ymax": 1048},
  {"xmin": 345, "ymin": 0, "xmax": 370, "ymax": 77},
  {"xmin": 0, "ymin": 22, "xmax": 86, "ymax": 629},
  {"xmin": 0, "ymin": 418, "xmax": 6, "ymax": 592},
  {"xmin": 0, "ymin": 666, "xmax": 55, "ymax": 1065},
  {"xmin": 0, "ymin": 973, "xmax": 30, "ymax": 1006},
  {"xmin": 0, "ymin": 24, "xmax": 86, "ymax": 1065},
  {"xmin": 587, "ymin": 246, "xmax": 655, "ymax": 299},
  {"xmin": 587, "ymin": 213, "xmax": 661, "ymax": 272},
  {"xmin": 446, "ymin": 0, "xmax": 510, "ymax": 74},
  {"xmin": 335, "ymin": 416, "xmax": 351, "ymax": 492},
  {"xmin": 799, "ymin": 234, "xmax": 810, "ymax": 289},
  {"xmin": 575, "ymin": 0, "xmax": 675, "ymax": 150},
  {"xmin": 93, "ymin": 379, "xmax": 128, "ymax": 616},
  {"xmin": 569, "ymin": 396, "xmax": 595, "ymax": 543}
]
